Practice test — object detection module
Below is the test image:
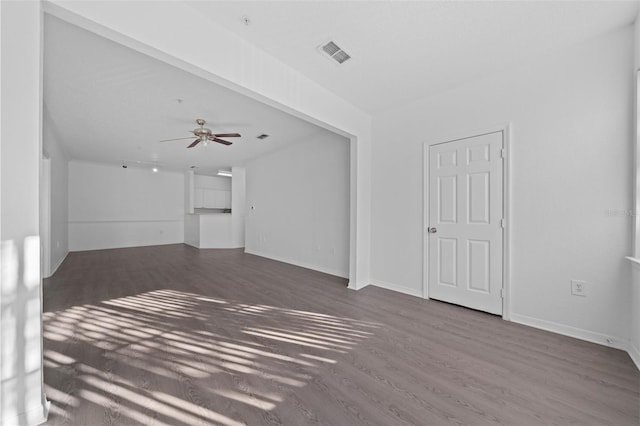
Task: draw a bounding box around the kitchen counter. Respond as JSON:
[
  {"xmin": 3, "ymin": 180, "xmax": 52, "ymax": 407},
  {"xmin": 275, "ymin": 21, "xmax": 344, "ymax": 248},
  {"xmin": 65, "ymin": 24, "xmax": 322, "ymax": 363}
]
[{"xmin": 185, "ymin": 211, "xmax": 243, "ymax": 248}]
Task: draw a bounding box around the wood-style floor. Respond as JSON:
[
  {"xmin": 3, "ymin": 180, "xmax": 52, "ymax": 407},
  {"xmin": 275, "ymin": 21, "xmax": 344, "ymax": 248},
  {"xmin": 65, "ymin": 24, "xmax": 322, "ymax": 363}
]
[{"xmin": 43, "ymin": 244, "xmax": 639, "ymax": 426}]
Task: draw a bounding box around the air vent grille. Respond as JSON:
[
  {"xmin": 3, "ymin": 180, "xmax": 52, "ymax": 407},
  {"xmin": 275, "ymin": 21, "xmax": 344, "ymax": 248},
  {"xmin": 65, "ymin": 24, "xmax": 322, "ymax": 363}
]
[
  {"xmin": 332, "ymin": 50, "xmax": 351, "ymax": 64},
  {"xmin": 322, "ymin": 41, "xmax": 341, "ymax": 56},
  {"xmin": 319, "ymin": 40, "xmax": 351, "ymax": 65}
]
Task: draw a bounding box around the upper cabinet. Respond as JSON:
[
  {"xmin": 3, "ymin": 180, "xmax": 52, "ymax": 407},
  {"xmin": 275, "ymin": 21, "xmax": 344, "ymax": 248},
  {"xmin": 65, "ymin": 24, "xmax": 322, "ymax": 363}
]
[{"xmin": 192, "ymin": 174, "xmax": 232, "ymax": 210}]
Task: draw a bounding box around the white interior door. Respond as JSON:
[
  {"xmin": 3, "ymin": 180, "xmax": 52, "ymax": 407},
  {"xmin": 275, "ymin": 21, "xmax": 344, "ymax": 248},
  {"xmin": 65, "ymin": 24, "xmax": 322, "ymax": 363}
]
[{"xmin": 428, "ymin": 131, "xmax": 504, "ymax": 315}]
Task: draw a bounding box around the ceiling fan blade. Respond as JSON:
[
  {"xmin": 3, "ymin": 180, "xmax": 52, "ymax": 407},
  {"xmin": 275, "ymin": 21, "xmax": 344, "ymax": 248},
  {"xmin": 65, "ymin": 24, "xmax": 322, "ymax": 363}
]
[
  {"xmin": 160, "ymin": 137, "xmax": 195, "ymax": 142},
  {"xmin": 213, "ymin": 133, "xmax": 241, "ymax": 138},
  {"xmin": 212, "ymin": 137, "xmax": 233, "ymax": 146},
  {"xmin": 187, "ymin": 139, "xmax": 201, "ymax": 148}
]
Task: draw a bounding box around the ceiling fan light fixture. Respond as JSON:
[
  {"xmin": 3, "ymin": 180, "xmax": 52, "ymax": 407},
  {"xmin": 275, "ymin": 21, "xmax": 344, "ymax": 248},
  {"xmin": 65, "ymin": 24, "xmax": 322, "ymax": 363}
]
[
  {"xmin": 217, "ymin": 170, "xmax": 232, "ymax": 177},
  {"xmin": 159, "ymin": 119, "xmax": 240, "ymax": 148}
]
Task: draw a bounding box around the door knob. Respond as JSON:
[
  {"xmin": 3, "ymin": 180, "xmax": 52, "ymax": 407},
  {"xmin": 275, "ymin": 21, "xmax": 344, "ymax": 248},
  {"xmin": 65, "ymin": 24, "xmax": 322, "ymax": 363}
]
[{"xmin": 428, "ymin": 227, "xmax": 437, "ymax": 234}]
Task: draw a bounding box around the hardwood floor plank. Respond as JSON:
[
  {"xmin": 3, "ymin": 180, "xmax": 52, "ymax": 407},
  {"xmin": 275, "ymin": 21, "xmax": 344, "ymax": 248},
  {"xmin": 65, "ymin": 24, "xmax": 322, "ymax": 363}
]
[{"xmin": 43, "ymin": 244, "xmax": 639, "ymax": 426}]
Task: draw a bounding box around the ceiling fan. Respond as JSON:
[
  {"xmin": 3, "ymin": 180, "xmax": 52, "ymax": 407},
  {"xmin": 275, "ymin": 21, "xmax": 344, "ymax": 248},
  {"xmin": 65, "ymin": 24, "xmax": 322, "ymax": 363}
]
[{"xmin": 160, "ymin": 119, "xmax": 240, "ymax": 148}]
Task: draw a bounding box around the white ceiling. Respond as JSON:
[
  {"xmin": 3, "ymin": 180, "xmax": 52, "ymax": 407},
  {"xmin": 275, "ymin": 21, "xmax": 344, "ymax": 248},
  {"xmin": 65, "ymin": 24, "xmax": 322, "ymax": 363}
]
[
  {"xmin": 45, "ymin": 1, "xmax": 640, "ymax": 172},
  {"xmin": 189, "ymin": 1, "xmax": 640, "ymax": 113},
  {"xmin": 44, "ymin": 15, "xmax": 339, "ymax": 175}
]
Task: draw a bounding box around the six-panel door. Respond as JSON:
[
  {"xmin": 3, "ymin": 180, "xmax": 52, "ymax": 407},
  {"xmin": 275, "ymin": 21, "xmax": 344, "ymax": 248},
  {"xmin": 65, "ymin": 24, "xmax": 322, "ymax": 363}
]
[{"xmin": 428, "ymin": 131, "xmax": 504, "ymax": 315}]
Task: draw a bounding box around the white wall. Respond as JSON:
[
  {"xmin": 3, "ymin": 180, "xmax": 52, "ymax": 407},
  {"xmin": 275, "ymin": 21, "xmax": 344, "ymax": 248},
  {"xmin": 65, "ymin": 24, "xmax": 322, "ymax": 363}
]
[
  {"xmin": 245, "ymin": 135, "xmax": 350, "ymax": 278},
  {"xmin": 1, "ymin": 2, "xmax": 49, "ymax": 425},
  {"xmin": 630, "ymin": 265, "xmax": 640, "ymax": 368},
  {"xmin": 184, "ymin": 213, "xmax": 200, "ymax": 248},
  {"xmin": 68, "ymin": 161, "xmax": 185, "ymax": 251},
  {"xmin": 185, "ymin": 170, "xmax": 194, "ymax": 214},
  {"xmin": 371, "ymin": 27, "xmax": 634, "ymax": 347},
  {"xmin": 629, "ymin": 14, "xmax": 640, "ymax": 370},
  {"xmin": 231, "ymin": 166, "xmax": 246, "ymax": 248},
  {"xmin": 42, "ymin": 108, "xmax": 69, "ymax": 275}
]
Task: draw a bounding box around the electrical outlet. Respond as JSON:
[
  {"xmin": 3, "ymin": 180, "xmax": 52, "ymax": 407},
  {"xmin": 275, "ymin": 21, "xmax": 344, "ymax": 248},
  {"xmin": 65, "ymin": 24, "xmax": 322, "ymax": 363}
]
[{"xmin": 571, "ymin": 280, "xmax": 587, "ymax": 297}]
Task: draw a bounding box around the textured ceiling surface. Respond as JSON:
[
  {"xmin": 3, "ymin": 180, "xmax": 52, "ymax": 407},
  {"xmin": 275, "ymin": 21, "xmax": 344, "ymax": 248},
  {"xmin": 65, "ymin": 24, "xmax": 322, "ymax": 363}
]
[
  {"xmin": 44, "ymin": 15, "xmax": 340, "ymax": 175},
  {"xmin": 189, "ymin": 1, "xmax": 639, "ymax": 113},
  {"xmin": 44, "ymin": 2, "xmax": 639, "ymax": 172}
]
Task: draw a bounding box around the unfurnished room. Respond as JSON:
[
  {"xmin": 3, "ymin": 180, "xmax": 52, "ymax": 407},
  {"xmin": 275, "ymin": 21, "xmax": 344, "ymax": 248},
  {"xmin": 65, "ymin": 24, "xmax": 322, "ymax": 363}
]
[{"xmin": 1, "ymin": 1, "xmax": 640, "ymax": 425}]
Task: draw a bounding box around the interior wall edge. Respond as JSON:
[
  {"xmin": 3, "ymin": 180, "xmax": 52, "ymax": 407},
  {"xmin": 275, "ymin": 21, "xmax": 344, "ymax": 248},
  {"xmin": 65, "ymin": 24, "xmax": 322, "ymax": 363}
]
[
  {"xmin": 629, "ymin": 341, "xmax": 640, "ymax": 371},
  {"xmin": 45, "ymin": 250, "xmax": 68, "ymax": 278}
]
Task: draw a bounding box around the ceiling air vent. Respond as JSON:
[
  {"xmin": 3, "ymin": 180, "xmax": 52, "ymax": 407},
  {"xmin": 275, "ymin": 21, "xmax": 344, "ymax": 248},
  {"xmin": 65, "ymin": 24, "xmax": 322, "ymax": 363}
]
[{"xmin": 320, "ymin": 40, "xmax": 351, "ymax": 65}]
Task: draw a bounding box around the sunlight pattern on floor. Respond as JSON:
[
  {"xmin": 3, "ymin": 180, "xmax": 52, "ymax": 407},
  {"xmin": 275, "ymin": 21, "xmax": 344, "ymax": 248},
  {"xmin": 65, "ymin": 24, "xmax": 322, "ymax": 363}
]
[{"xmin": 43, "ymin": 289, "xmax": 380, "ymax": 425}]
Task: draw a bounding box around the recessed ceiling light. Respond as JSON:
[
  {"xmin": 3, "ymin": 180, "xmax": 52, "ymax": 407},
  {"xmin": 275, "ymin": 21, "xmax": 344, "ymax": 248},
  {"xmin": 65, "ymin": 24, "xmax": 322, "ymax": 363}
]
[{"xmin": 152, "ymin": 167, "xmax": 159, "ymax": 173}]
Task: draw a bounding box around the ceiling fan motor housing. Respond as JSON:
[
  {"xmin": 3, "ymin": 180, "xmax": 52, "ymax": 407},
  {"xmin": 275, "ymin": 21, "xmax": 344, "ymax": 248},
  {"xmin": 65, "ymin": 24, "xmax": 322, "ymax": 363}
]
[
  {"xmin": 194, "ymin": 119, "xmax": 213, "ymax": 139},
  {"xmin": 159, "ymin": 118, "xmax": 239, "ymax": 147},
  {"xmin": 194, "ymin": 128, "xmax": 212, "ymax": 138}
]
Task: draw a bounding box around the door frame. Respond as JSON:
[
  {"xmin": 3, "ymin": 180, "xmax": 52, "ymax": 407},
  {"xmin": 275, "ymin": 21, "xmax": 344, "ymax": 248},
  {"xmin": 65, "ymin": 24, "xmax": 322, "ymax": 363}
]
[
  {"xmin": 40, "ymin": 155, "xmax": 52, "ymax": 278},
  {"xmin": 422, "ymin": 124, "xmax": 512, "ymax": 320}
]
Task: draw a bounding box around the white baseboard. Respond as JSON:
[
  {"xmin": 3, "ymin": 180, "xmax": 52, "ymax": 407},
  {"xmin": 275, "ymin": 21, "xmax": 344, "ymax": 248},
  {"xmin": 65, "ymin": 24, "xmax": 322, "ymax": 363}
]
[
  {"xmin": 43, "ymin": 398, "xmax": 51, "ymax": 424},
  {"xmin": 47, "ymin": 251, "xmax": 68, "ymax": 277},
  {"xmin": 69, "ymin": 242, "xmax": 184, "ymax": 252},
  {"xmin": 348, "ymin": 281, "xmax": 370, "ymax": 291},
  {"xmin": 3, "ymin": 399, "xmax": 49, "ymax": 426},
  {"xmin": 370, "ymin": 279, "xmax": 423, "ymax": 298},
  {"xmin": 244, "ymin": 249, "xmax": 349, "ymax": 279},
  {"xmin": 629, "ymin": 341, "xmax": 640, "ymax": 371},
  {"xmin": 510, "ymin": 313, "xmax": 629, "ymax": 351}
]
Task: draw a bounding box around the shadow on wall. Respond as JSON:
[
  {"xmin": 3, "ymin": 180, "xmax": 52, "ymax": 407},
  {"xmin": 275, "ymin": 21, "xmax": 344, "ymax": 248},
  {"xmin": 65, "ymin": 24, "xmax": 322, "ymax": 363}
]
[
  {"xmin": 42, "ymin": 289, "xmax": 379, "ymax": 425},
  {"xmin": 1, "ymin": 236, "xmax": 46, "ymax": 425}
]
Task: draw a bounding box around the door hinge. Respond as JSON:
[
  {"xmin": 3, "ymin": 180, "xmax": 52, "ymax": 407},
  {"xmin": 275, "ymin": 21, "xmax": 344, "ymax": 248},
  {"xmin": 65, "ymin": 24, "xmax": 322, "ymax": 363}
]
[
  {"xmin": 500, "ymin": 288, "xmax": 506, "ymax": 298},
  {"xmin": 500, "ymin": 218, "xmax": 506, "ymax": 228},
  {"xmin": 500, "ymin": 148, "xmax": 506, "ymax": 159}
]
